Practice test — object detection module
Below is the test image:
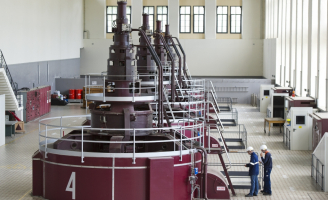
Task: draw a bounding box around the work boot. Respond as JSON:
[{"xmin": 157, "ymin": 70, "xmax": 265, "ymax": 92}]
[
  {"xmin": 253, "ymin": 193, "xmax": 258, "ymax": 196},
  {"xmin": 245, "ymin": 194, "xmax": 253, "ymax": 197},
  {"xmin": 260, "ymin": 190, "xmax": 265, "ymax": 193},
  {"xmin": 263, "ymin": 192, "xmax": 272, "ymax": 196}
]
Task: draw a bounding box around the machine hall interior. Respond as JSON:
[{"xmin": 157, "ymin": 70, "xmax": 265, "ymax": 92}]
[{"xmin": 1, "ymin": 0, "xmax": 328, "ymax": 199}]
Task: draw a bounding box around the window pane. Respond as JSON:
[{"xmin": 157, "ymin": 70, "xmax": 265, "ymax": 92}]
[
  {"xmin": 163, "ymin": 7, "xmax": 167, "ymax": 14},
  {"xmin": 181, "ymin": 7, "xmax": 185, "ymax": 14},
  {"xmin": 158, "ymin": 7, "xmax": 162, "ymax": 14},
  {"xmin": 223, "ymin": 6, "xmax": 227, "ymax": 14},
  {"xmin": 149, "ymin": 7, "xmax": 153, "ymax": 14},
  {"xmin": 231, "ymin": 7, "xmax": 235, "ymax": 14},
  {"xmin": 186, "ymin": 6, "xmax": 190, "ymax": 14},
  {"xmin": 236, "ymin": 7, "xmax": 241, "ymax": 14},
  {"xmin": 217, "ymin": 6, "xmax": 222, "ymax": 14},
  {"xmin": 200, "ymin": 7, "xmax": 204, "ymax": 14},
  {"xmin": 194, "ymin": 7, "xmax": 199, "ymax": 14}
]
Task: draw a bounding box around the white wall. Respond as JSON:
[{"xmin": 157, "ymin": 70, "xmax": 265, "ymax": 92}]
[
  {"xmin": 81, "ymin": 0, "xmax": 264, "ymax": 76},
  {"xmin": 85, "ymin": 0, "xmax": 106, "ymax": 39},
  {"xmin": 0, "ymin": 0, "xmax": 83, "ymax": 65},
  {"xmin": 263, "ymin": 39, "xmax": 276, "ymax": 79},
  {"xmin": 0, "ymin": 95, "xmax": 5, "ymax": 147}
]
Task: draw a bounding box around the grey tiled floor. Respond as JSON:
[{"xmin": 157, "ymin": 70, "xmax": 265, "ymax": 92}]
[{"xmin": 0, "ymin": 104, "xmax": 327, "ymax": 200}]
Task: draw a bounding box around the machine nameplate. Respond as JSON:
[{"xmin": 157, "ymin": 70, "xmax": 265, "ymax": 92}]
[
  {"xmin": 212, "ymin": 144, "xmax": 218, "ymax": 147},
  {"xmin": 217, "ymin": 186, "xmax": 225, "ymax": 191}
]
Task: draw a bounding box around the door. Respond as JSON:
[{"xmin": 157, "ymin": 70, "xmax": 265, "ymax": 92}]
[
  {"xmin": 291, "ymin": 109, "xmax": 311, "ymax": 150},
  {"xmin": 260, "ymin": 85, "xmax": 273, "ymax": 113}
]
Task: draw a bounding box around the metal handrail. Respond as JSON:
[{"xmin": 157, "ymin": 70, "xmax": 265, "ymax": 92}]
[
  {"xmin": 211, "ymin": 89, "xmax": 221, "ymax": 113},
  {"xmin": 163, "ymin": 86, "xmax": 175, "ymax": 121},
  {"xmin": 39, "ymin": 115, "xmax": 205, "ymax": 163},
  {"xmin": 0, "ymin": 50, "xmax": 18, "ymax": 97},
  {"xmin": 215, "ymin": 125, "xmax": 231, "ymax": 169}
]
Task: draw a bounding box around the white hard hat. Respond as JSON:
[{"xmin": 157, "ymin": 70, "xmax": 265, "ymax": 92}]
[
  {"xmin": 247, "ymin": 146, "xmax": 254, "ymax": 152},
  {"xmin": 260, "ymin": 145, "xmax": 267, "ymax": 150}
]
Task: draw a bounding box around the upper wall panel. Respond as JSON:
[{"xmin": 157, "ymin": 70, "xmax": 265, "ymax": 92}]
[{"xmin": 0, "ymin": 0, "xmax": 83, "ymax": 65}]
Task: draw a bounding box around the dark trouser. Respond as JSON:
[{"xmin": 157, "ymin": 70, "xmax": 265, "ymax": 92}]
[
  {"xmin": 249, "ymin": 175, "xmax": 259, "ymax": 196},
  {"xmin": 263, "ymin": 168, "xmax": 272, "ymax": 194}
]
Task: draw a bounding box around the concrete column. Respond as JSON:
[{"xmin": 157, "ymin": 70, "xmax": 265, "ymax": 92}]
[
  {"xmin": 168, "ymin": 0, "xmax": 179, "ymax": 37},
  {"xmin": 132, "ymin": 0, "xmax": 143, "ymax": 43},
  {"xmin": 205, "ymin": 0, "xmax": 216, "ymax": 39}
]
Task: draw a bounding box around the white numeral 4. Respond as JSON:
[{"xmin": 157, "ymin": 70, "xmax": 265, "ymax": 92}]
[{"xmin": 66, "ymin": 172, "xmax": 76, "ymax": 199}]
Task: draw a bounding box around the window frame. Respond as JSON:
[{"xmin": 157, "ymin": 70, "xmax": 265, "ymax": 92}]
[
  {"xmin": 216, "ymin": 6, "xmax": 228, "ymax": 34},
  {"xmin": 193, "ymin": 6, "xmax": 205, "ymax": 33},
  {"xmin": 230, "ymin": 6, "xmax": 242, "ymax": 34},
  {"xmin": 106, "ymin": 6, "xmax": 131, "ymax": 33},
  {"xmin": 143, "ymin": 6, "xmax": 155, "ymax": 31},
  {"xmin": 156, "ymin": 6, "xmax": 169, "ymax": 31},
  {"xmin": 126, "ymin": 6, "xmax": 132, "ymax": 25},
  {"xmin": 106, "ymin": 6, "xmax": 118, "ymax": 33},
  {"xmin": 179, "ymin": 6, "xmax": 191, "ymax": 33}
]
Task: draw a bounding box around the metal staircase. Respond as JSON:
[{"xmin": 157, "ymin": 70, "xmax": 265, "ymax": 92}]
[{"xmin": 0, "ymin": 50, "xmax": 19, "ymax": 111}]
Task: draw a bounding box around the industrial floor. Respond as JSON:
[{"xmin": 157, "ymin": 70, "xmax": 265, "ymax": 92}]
[{"xmin": 0, "ymin": 104, "xmax": 327, "ymax": 200}]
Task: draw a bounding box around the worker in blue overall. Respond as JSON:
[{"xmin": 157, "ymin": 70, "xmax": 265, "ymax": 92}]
[
  {"xmin": 260, "ymin": 145, "xmax": 272, "ymax": 196},
  {"xmin": 245, "ymin": 146, "xmax": 259, "ymax": 197}
]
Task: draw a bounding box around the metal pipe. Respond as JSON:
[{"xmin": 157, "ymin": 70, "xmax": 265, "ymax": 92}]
[
  {"xmin": 172, "ymin": 37, "xmax": 188, "ymax": 80},
  {"xmin": 168, "ymin": 37, "xmax": 183, "ymax": 87},
  {"xmin": 131, "ymin": 28, "xmax": 164, "ymax": 128},
  {"xmin": 155, "ymin": 32, "xmax": 176, "ymax": 103},
  {"xmin": 195, "ymin": 146, "xmax": 208, "ymax": 199}
]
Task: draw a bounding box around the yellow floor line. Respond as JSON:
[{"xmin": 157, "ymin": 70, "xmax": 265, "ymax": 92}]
[{"xmin": 18, "ymin": 189, "xmax": 32, "ymax": 200}]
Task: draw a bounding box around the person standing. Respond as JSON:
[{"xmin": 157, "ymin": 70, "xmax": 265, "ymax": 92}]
[
  {"xmin": 245, "ymin": 146, "xmax": 259, "ymax": 197},
  {"xmin": 260, "ymin": 145, "xmax": 272, "ymax": 196}
]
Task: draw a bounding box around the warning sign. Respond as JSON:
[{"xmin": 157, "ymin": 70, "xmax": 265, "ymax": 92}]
[
  {"xmin": 212, "ymin": 144, "xmax": 219, "ymax": 147},
  {"xmin": 217, "ymin": 186, "xmax": 225, "ymax": 191},
  {"xmin": 299, "ymin": 126, "xmax": 302, "ymax": 128}
]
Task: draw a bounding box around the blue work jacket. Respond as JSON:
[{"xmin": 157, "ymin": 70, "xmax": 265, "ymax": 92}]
[
  {"xmin": 261, "ymin": 151, "xmax": 273, "ymax": 169},
  {"xmin": 246, "ymin": 152, "xmax": 259, "ymax": 176}
]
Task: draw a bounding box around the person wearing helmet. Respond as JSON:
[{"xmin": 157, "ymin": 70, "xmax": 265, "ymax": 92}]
[
  {"xmin": 260, "ymin": 145, "xmax": 272, "ymax": 196},
  {"xmin": 244, "ymin": 146, "xmax": 259, "ymax": 197}
]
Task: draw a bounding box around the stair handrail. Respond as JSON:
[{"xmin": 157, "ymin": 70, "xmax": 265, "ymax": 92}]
[
  {"xmin": 163, "ymin": 86, "xmax": 176, "ymax": 122},
  {"xmin": 216, "ymin": 124, "xmax": 231, "ymax": 169},
  {"xmin": 0, "ymin": 50, "xmax": 18, "ymax": 97},
  {"xmin": 210, "ymin": 81, "xmax": 218, "ymax": 99},
  {"xmin": 210, "ymin": 89, "xmax": 221, "ymax": 113}
]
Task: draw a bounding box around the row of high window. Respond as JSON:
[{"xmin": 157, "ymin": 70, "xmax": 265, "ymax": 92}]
[{"xmin": 107, "ymin": 6, "xmax": 242, "ymax": 34}]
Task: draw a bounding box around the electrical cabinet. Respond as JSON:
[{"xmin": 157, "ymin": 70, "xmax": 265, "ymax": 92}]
[
  {"xmin": 18, "ymin": 86, "xmax": 51, "ymax": 122},
  {"xmin": 284, "ymin": 107, "xmax": 313, "ymax": 150},
  {"xmin": 311, "ymin": 113, "xmax": 328, "ymax": 151},
  {"xmin": 260, "ymin": 85, "xmax": 274, "ymax": 113}
]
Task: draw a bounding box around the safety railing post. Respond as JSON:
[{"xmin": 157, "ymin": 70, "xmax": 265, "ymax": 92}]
[
  {"xmin": 85, "ymin": 76, "xmax": 87, "ymax": 114},
  {"xmin": 45, "ymin": 125, "xmax": 48, "ymax": 158},
  {"xmin": 60, "ymin": 116, "xmax": 63, "ymax": 138},
  {"xmin": 180, "ymin": 127, "xmax": 182, "ymax": 161},
  {"xmin": 103, "ymin": 76, "xmax": 106, "ymax": 102},
  {"xmin": 81, "ymin": 127, "xmax": 84, "ymax": 163},
  {"xmin": 132, "ymin": 76, "xmax": 135, "ymax": 102},
  {"xmin": 208, "ymin": 125, "xmax": 211, "ymax": 153},
  {"xmin": 38, "ymin": 123, "xmax": 41, "ymax": 151},
  {"xmin": 133, "ymin": 129, "xmax": 136, "ymax": 164}
]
